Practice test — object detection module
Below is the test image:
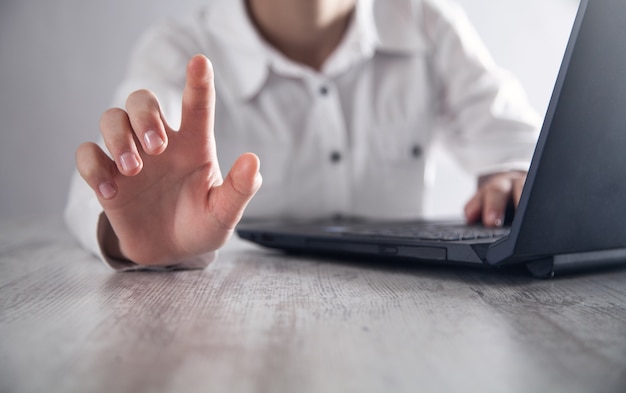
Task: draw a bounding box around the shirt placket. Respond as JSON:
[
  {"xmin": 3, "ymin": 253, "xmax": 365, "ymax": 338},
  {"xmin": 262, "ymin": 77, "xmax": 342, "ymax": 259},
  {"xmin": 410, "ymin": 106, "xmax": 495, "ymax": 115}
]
[{"xmin": 311, "ymin": 78, "xmax": 351, "ymax": 218}]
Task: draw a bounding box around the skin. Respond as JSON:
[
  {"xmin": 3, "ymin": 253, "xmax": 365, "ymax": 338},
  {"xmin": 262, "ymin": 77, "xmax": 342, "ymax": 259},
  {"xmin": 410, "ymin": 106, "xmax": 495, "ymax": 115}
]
[
  {"xmin": 75, "ymin": 0, "xmax": 525, "ymax": 266},
  {"xmin": 246, "ymin": 0, "xmax": 357, "ymax": 70},
  {"xmin": 76, "ymin": 56, "xmax": 261, "ymax": 266},
  {"xmin": 465, "ymin": 171, "xmax": 527, "ymax": 227}
]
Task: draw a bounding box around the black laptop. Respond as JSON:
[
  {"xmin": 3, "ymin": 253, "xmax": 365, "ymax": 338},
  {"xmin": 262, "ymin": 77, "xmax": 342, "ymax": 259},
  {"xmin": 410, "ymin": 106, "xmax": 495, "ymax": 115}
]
[{"xmin": 237, "ymin": 0, "xmax": 626, "ymax": 278}]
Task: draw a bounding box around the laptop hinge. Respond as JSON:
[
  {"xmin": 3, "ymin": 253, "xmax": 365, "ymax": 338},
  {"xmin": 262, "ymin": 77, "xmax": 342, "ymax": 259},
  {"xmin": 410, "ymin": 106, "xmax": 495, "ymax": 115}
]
[
  {"xmin": 526, "ymin": 248, "xmax": 626, "ymax": 278},
  {"xmin": 551, "ymin": 248, "xmax": 626, "ymax": 273}
]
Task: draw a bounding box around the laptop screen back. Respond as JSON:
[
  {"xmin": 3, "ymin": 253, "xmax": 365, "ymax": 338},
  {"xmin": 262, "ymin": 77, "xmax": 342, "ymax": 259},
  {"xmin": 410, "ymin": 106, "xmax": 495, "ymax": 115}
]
[{"xmin": 508, "ymin": 0, "xmax": 626, "ymax": 258}]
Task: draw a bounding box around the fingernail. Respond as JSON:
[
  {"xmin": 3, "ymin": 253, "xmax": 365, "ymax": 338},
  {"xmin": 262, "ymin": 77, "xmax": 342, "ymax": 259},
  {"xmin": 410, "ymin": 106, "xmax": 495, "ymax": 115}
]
[
  {"xmin": 144, "ymin": 130, "xmax": 164, "ymax": 152},
  {"xmin": 486, "ymin": 212, "xmax": 502, "ymax": 227},
  {"xmin": 98, "ymin": 181, "xmax": 117, "ymax": 199},
  {"xmin": 120, "ymin": 152, "xmax": 140, "ymax": 172}
]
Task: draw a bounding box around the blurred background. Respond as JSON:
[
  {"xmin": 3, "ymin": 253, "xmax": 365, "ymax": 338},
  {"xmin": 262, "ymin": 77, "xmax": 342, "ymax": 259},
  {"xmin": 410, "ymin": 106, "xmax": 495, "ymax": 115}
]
[{"xmin": 0, "ymin": 0, "xmax": 579, "ymax": 222}]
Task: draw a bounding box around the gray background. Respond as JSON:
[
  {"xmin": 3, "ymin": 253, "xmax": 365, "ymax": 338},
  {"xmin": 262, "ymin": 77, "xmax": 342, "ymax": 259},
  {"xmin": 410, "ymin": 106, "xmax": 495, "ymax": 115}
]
[{"xmin": 0, "ymin": 0, "xmax": 579, "ymax": 221}]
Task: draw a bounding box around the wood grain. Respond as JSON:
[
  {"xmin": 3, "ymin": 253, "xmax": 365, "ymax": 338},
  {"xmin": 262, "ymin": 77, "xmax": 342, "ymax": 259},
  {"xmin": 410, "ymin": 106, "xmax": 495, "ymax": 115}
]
[{"xmin": 1, "ymin": 216, "xmax": 625, "ymax": 393}]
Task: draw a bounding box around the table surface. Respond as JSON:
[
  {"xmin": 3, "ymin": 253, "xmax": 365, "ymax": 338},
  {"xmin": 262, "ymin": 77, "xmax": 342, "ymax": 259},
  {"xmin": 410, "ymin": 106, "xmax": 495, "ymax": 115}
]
[{"xmin": 1, "ymin": 216, "xmax": 625, "ymax": 393}]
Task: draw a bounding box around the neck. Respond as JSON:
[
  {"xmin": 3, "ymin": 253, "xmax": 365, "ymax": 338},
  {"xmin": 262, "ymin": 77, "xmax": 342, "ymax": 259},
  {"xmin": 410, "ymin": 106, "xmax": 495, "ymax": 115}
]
[{"xmin": 246, "ymin": 0, "xmax": 357, "ymax": 70}]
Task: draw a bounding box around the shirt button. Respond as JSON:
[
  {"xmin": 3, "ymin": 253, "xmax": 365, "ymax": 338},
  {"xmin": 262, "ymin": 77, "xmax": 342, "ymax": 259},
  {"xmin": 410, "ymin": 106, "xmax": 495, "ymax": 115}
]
[
  {"xmin": 319, "ymin": 85, "xmax": 329, "ymax": 96},
  {"xmin": 411, "ymin": 145, "xmax": 423, "ymax": 159},
  {"xmin": 330, "ymin": 151, "xmax": 342, "ymax": 163}
]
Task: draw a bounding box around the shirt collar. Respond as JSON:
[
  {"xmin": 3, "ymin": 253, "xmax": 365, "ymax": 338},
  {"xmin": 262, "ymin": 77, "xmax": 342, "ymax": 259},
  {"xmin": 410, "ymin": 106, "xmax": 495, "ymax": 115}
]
[
  {"xmin": 206, "ymin": 0, "xmax": 425, "ymax": 101},
  {"xmin": 368, "ymin": 0, "xmax": 427, "ymax": 53}
]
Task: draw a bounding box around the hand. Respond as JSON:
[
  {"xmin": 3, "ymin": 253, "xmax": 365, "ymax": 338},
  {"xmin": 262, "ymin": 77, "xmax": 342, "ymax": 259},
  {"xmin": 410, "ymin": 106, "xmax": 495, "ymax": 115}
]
[
  {"xmin": 464, "ymin": 171, "xmax": 526, "ymax": 227},
  {"xmin": 75, "ymin": 55, "xmax": 262, "ymax": 266}
]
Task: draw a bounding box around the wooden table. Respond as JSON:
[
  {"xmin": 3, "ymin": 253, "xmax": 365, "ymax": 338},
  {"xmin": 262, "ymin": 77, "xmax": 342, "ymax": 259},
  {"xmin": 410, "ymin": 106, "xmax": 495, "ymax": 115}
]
[{"xmin": 1, "ymin": 216, "xmax": 625, "ymax": 393}]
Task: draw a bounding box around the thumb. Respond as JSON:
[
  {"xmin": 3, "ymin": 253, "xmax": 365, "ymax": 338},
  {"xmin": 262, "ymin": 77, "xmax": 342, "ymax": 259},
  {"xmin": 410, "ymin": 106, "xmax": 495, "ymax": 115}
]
[{"xmin": 209, "ymin": 153, "xmax": 262, "ymax": 230}]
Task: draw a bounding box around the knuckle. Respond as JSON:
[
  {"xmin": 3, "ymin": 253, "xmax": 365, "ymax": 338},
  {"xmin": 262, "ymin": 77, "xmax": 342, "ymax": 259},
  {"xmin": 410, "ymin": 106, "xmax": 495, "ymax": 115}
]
[
  {"xmin": 75, "ymin": 143, "xmax": 101, "ymax": 179},
  {"xmin": 485, "ymin": 178, "xmax": 511, "ymax": 193},
  {"xmin": 75, "ymin": 142, "xmax": 91, "ymax": 166},
  {"xmin": 126, "ymin": 90, "xmax": 163, "ymax": 129},
  {"xmin": 126, "ymin": 89, "xmax": 158, "ymax": 107},
  {"xmin": 100, "ymin": 107, "xmax": 127, "ymax": 130}
]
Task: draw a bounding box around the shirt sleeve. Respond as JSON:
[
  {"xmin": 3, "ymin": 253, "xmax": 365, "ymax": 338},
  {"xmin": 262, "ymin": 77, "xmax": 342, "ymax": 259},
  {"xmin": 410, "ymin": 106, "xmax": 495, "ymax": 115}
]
[
  {"xmin": 64, "ymin": 17, "xmax": 217, "ymax": 271},
  {"xmin": 421, "ymin": 0, "xmax": 542, "ymax": 176}
]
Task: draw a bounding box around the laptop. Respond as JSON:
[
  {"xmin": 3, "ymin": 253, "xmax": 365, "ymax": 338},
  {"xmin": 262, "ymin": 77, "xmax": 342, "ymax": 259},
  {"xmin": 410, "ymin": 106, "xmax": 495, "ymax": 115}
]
[{"xmin": 236, "ymin": 0, "xmax": 626, "ymax": 278}]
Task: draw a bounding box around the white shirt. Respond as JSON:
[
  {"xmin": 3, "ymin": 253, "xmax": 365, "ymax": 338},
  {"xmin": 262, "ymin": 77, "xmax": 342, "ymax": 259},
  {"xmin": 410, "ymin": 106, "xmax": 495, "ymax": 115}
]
[{"xmin": 65, "ymin": 0, "xmax": 541, "ymax": 270}]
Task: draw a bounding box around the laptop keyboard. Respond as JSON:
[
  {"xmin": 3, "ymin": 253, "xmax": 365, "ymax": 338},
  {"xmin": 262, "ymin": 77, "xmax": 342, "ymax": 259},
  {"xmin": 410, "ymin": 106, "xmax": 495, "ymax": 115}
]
[{"xmin": 335, "ymin": 223, "xmax": 510, "ymax": 242}]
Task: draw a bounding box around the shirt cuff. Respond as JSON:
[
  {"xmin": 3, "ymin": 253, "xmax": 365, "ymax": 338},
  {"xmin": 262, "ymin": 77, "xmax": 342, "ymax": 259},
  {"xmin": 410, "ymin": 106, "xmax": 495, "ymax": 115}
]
[{"xmin": 475, "ymin": 161, "xmax": 532, "ymax": 179}]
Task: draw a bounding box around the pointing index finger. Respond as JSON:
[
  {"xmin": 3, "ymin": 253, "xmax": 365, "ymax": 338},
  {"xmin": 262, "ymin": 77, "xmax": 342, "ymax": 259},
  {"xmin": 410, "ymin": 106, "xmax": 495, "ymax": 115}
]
[{"xmin": 180, "ymin": 54, "xmax": 215, "ymax": 137}]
